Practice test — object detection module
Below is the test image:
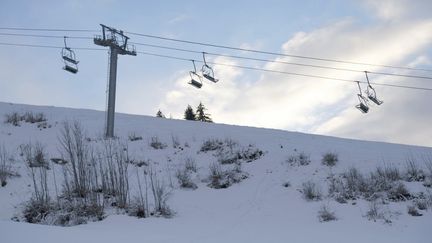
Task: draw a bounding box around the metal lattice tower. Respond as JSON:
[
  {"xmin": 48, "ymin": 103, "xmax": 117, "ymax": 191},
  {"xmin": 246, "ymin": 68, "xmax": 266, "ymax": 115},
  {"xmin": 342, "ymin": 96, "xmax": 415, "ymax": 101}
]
[{"xmin": 94, "ymin": 24, "xmax": 136, "ymax": 138}]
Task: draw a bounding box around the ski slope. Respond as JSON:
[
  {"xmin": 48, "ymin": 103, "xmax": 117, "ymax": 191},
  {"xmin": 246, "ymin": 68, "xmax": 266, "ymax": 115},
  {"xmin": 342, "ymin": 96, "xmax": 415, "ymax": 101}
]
[{"xmin": 0, "ymin": 102, "xmax": 431, "ymax": 243}]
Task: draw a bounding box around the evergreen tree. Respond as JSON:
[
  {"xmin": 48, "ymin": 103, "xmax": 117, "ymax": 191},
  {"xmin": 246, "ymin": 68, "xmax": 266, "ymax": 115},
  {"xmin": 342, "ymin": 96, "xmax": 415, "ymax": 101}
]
[
  {"xmin": 184, "ymin": 105, "xmax": 196, "ymax": 121},
  {"xmin": 156, "ymin": 109, "xmax": 165, "ymax": 118},
  {"xmin": 196, "ymin": 102, "xmax": 213, "ymax": 122}
]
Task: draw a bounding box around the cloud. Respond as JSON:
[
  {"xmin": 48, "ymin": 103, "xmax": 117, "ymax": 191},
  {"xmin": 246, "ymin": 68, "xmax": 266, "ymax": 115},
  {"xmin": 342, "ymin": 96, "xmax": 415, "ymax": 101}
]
[
  {"xmin": 167, "ymin": 14, "xmax": 190, "ymax": 24},
  {"xmin": 159, "ymin": 11, "xmax": 432, "ymax": 146},
  {"xmin": 362, "ymin": 0, "xmax": 432, "ymax": 21}
]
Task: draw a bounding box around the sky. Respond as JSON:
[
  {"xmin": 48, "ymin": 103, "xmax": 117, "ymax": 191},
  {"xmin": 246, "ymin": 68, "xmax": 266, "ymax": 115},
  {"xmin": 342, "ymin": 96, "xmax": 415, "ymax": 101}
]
[{"xmin": 0, "ymin": 0, "xmax": 431, "ymax": 147}]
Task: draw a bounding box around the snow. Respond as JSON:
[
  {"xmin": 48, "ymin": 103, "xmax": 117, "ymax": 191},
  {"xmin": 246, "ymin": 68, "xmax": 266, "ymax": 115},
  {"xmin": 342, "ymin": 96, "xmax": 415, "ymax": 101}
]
[{"xmin": 0, "ymin": 101, "xmax": 431, "ymax": 243}]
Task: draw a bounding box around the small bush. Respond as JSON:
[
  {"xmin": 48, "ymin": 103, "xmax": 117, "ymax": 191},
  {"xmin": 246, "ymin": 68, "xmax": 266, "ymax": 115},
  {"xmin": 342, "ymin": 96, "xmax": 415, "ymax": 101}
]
[
  {"xmin": 407, "ymin": 205, "xmax": 422, "ymax": 216},
  {"xmin": 200, "ymin": 138, "xmax": 224, "ymax": 152},
  {"xmin": 301, "ymin": 181, "xmax": 322, "ymax": 201},
  {"xmin": 128, "ymin": 133, "xmax": 143, "ymax": 142},
  {"xmin": 322, "ymin": 152, "xmax": 338, "ymax": 167},
  {"xmin": 4, "ymin": 112, "xmax": 21, "ymax": 126},
  {"xmin": 365, "ymin": 201, "xmax": 394, "ymax": 224},
  {"xmin": 171, "ymin": 135, "xmax": 180, "ymax": 149},
  {"xmin": 404, "ymin": 157, "xmax": 425, "ymax": 182},
  {"xmin": 287, "ymin": 152, "xmax": 311, "ymax": 166},
  {"xmin": 414, "ymin": 198, "xmax": 428, "ymax": 210},
  {"xmin": 237, "ymin": 145, "xmax": 264, "ymax": 163},
  {"xmin": 318, "ymin": 205, "xmax": 337, "ymax": 222},
  {"xmin": 20, "ymin": 142, "xmax": 49, "ymax": 169},
  {"xmin": 149, "ymin": 170, "xmax": 173, "ymax": 217},
  {"xmin": 23, "ymin": 198, "xmax": 104, "ymax": 226},
  {"xmin": 374, "ymin": 164, "xmax": 401, "ymax": 182},
  {"xmin": 366, "ymin": 201, "xmax": 382, "ymax": 222},
  {"xmin": 175, "ymin": 168, "xmax": 197, "ymax": 189},
  {"xmin": 0, "ymin": 145, "xmax": 19, "ymax": 187},
  {"xmin": 184, "ymin": 157, "xmax": 197, "ymax": 173},
  {"xmin": 4, "ymin": 111, "xmax": 47, "ymax": 126},
  {"xmin": 23, "ymin": 112, "xmax": 46, "ymax": 123},
  {"xmin": 387, "ymin": 182, "xmax": 411, "ymax": 201},
  {"xmin": 149, "ymin": 137, "xmax": 167, "ymax": 149},
  {"xmin": 207, "ymin": 163, "xmax": 248, "ymax": 189}
]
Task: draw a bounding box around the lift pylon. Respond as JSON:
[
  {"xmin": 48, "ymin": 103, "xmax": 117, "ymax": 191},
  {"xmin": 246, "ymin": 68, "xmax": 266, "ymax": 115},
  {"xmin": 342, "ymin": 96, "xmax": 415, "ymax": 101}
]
[{"xmin": 94, "ymin": 24, "xmax": 136, "ymax": 138}]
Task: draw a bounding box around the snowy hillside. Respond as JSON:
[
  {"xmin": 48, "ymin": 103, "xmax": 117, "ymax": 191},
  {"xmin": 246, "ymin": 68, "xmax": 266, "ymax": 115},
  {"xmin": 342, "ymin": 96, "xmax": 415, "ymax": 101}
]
[{"xmin": 0, "ymin": 101, "xmax": 431, "ymax": 243}]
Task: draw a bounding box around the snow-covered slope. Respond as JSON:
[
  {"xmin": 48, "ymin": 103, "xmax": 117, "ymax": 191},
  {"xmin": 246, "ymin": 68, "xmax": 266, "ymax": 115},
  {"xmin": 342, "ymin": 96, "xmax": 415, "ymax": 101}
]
[{"xmin": 0, "ymin": 102, "xmax": 431, "ymax": 243}]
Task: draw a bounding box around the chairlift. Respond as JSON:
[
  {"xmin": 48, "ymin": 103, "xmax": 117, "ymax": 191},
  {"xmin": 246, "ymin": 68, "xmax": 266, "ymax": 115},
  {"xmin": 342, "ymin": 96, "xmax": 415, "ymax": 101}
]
[
  {"xmin": 201, "ymin": 52, "xmax": 218, "ymax": 83},
  {"xmin": 364, "ymin": 71, "xmax": 383, "ymax": 105},
  {"xmin": 189, "ymin": 60, "xmax": 203, "ymax": 88},
  {"xmin": 61, "ymin": 36, "xmax": 79, "ymax": 74},
  {"xmin": 355, "ymin": 81, "xmax": 369, "ymax": 113}
]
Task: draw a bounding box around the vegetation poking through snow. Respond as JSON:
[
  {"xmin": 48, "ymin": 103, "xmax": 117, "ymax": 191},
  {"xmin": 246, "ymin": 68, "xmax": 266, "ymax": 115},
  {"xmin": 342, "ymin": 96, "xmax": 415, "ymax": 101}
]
[
  {"xmin": 407, "ymin": 205, "xmax": 422, "ymax": 216},
  {"xmin": 149, "ymin": 136, "xmax": 167, "ymax": 149},
  {"xmin": 301, "ymin": 181, "xmax": 322, "ymax": 201},
  {"xmin": 4, "ymin": 111, "xmax": 47, "ymax": 127},
  {"xmin": 318, "ymin": 205, "xmax": 337, "ymax": 222},
  {"xmin": 207, "ymin": 162, "xmax": 248, "ymax": 189},
  {"xmin": 322, "ymin": 152, "xmax": 338, "ymax": 167},
  {"xmin": 20, "ymin": 142, "xmax": 49, "ymax": 169},
  {"xmin": 128, "ymin": 132, "xmax": 143, "ymax": 142},
  {"xmin": 0, "ymin": 145, "xmax": 19, "ymax": 187},
  {"xmin": 287, "ymin": 151, "xmax": 311, "ymax": 166}
]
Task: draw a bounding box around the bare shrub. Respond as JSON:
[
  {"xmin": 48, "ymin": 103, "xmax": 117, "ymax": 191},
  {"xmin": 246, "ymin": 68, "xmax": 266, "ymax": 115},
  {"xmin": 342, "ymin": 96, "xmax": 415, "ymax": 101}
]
[
  {"xmin": 237, "ymin": 145, "xmax": 264, "ymax": 163},
  {"xmin": 59, "ymin": 121, "xmax": 93, "ymax": 198},
  {"xmin": 4, "ymin": 111, "xmax": 47, "ymax": 126},
  {"xmin": 171, "ymin": 135, "xmax": 180, "ymax": 149},
  {"xmin": 4, "ymin": 112, "xmax": 21, "ymax": 126},
  {"xmin": 207, "ymin": 162, "xmax": 248, "ymax": 189},
  {"xmin": 129, "ymin": 168, "xmax": 149, "ymax": 218},
  {"xmin": 287, "ymin": 152, "xmax": 311, "ymax": 166},
  {"xmin": 374, "ymin": 164, "xmax": 401, "ymax": 182},
  {"xmin": 175, "ymin": 167, "xmax": 197, "ymax": 189},
  {"xmin": 149, "ymin": 169, "xmax": 173, "ymax": 217},
  {"xmin": 365, "ymin": 201, "xmax": 394, "ymax": 224},
  {"xmin": 423, "ymin": 155, "xmax": 432, "ymax": 187},
  {"xmin": 184, "ymin": 157, "xmax": 197, "ymax": 173},
  {"xmin": 322, "ymin": 152, "xmax": 338, "ymax": 167},
  {"xmin": 366, "ymin": 201, "xmax": 382, "ymax": 221},
  {"xmin": 414, "ymin": 198, "xmax": 428, "ymax": 211},
  {"xmin": 149, "ymin": 136, "xmax": 167, "ymax": 149},
  {"xmin": 23, "ymin": 198, "xmax": 104, "ymax": 226},
  {"xmin": 387, "ymin": 182, "xmax": 411, "ymax": 201},
  {"xmin": 407, "ymin": 205, "xmax": 422, "ymax": 216},
  {"xmin": 128, "ymin": 132, "xmax": 142, "ymax": 142},
  {"xmin": 404, "ymin": 156, "xmax": 425, "ymax": 182},
  {"xmin": 100, "ymin": 139, "xmax": 130, "ymax": 208},
  {"xmin": 27, "ymin": 161, "xmax": 50, "ymax": 208},
  {"xmin": 301, "ymin": 181, "xmax": 322, "ymax": 201},
  {"xmin": 23, "ymin": 112, "xmax": 46, "ymax": 123},
  {"xmin": 318, "ymin": 205, "xmax": 337, "ymax": 222},
  {"xmin": 20, "ymin": 142, "xmax": 49, "ymax": 169},
  {"xmin": 0, "ymin": 145, "xmax": 19, "ymax": 187},
  {"xmin": 200, "ymin": 138, "xmax": 224, "ymax": 152}
]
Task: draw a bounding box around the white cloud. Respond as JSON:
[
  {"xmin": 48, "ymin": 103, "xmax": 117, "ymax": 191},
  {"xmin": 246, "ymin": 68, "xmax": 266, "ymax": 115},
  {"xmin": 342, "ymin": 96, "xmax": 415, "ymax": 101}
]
[
  {"xmin": 159, "ymin": 11, "xmax": 432, "ymax": 146},
  {"xmin": 167, "ymin": 14, "xmax": 190, "ymax": 24}
]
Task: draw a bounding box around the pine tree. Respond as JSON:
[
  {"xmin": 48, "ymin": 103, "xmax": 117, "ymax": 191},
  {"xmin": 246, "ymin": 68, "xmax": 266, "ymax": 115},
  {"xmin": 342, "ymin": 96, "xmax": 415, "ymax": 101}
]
[
  {"xmin": 156, "ymin": 109, "xmax": 165, "ymax": 118},
  {"xmin": 196, "ymin": 102, "xmax": 213, "ymax": 122},
  {"xmin": 184, "ymin": 105, "xmax": 196, "ymax": 121}
]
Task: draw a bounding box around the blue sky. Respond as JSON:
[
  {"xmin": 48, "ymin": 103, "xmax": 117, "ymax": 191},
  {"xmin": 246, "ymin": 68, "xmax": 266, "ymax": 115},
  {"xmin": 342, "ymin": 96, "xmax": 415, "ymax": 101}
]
[{"xmin": 1, "ymin": 0, "xmax": 432, "ymax": 146}]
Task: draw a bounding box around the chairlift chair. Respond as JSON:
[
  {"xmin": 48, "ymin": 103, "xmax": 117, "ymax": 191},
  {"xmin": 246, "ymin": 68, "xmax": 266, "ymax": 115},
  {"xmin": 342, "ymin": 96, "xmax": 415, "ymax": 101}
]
[
  {"xmin": 201, "ymin": 52, "xmax": 218, "ymax": 83},
  {"xmin": 61, "ymin": 37, "xmax": 79, "ymax": 74},
  {"xmin": 189, "ymin": 60, "xmax": 203, "ymax": 88},
  {"xmin": 364, "ymin": 71, "xmax": 383, "ymax": 105},
  {"xmin": 355, "ymin": 81, "xmax": 369, "ymax": 113}
]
